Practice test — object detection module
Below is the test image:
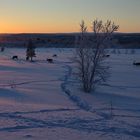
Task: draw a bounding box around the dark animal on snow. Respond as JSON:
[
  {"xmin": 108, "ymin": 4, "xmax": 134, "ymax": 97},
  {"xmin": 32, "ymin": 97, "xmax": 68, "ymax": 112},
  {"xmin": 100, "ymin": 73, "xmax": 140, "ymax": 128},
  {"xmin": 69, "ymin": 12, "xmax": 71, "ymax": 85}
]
[
  {"xmin": 47, "ymin": 58, "xmax": 53, "ymax": 63},
  {"xmin": 103, "ymin": 54, "xmax": 110, "ymax": 57},
  {"xmin": 12, "ymin": 55, "xmax": 18, "ymax": 60},
  {"xmin": 53, "ymin": 54, "xmax": 57, "ymax": 57},
  {"xmin": 133, "ymin": 61, "xmax": 140, "ymax": 66}
]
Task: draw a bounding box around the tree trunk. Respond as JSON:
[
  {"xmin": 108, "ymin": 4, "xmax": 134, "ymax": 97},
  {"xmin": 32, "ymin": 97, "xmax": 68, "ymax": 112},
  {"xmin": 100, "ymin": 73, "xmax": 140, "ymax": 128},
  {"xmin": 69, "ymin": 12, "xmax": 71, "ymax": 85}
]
[{"xmin": 31, "ymin": 57, "xmax": 33, "ymax": 62}]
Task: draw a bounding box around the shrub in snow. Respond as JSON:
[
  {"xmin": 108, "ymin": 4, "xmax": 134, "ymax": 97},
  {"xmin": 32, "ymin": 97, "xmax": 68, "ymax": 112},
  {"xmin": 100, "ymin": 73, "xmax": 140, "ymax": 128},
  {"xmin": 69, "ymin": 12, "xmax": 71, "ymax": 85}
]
[
  {"xmin": 117, "ymin": 49, "xmax": 121, "ymax": 54},
  {"xmin": 111, "ymin": 49, "xmax": 116, "ymax": 54},
  {"xmin": 0, "ymin": 47, "xmax": 5, "ymax": 52},
  {"xmin": 131, "ymin": 49, "xmax": 135, "ymax": 54},
  {"xmin": 125, "ymin": 49, "xmax": 128, "ymax": 54}
]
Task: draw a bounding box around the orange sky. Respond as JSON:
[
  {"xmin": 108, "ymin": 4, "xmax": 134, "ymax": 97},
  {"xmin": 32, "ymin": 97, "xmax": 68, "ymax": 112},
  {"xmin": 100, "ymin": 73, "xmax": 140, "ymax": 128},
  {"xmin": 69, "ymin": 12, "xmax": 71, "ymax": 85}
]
[{"xmin": 0, "ymin": 0, "xmax": 140, "ymax": 33}]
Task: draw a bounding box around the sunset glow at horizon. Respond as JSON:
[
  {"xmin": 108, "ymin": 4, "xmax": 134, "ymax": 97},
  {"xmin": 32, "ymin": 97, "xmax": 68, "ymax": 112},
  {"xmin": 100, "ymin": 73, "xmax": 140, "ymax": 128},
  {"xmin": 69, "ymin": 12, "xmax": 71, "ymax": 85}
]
[{"xmin": 0, "ymin": 0, "xmax": 140, "ymax": 33}]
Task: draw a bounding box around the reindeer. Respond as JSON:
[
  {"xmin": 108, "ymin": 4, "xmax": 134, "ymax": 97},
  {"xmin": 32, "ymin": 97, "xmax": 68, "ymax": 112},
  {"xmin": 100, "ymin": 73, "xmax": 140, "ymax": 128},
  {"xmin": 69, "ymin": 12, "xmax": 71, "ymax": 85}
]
[
  {"xmin": 103, "ymin": 54, "xmax": 110, "ymax": 57},
  {"xmin": 12, "ymin": 55, "xmax": 18, "ymax": 60},
  {"xmin": 133, "ymin": 61, "xmax": 140, "ymax": 66},
  {"xmin": 47, "ymin": 58, "xmax": 53, "ymax": 63},
  {"xmin": 52, "ymin": 54, "xmax": 57, "ymax": 57}
]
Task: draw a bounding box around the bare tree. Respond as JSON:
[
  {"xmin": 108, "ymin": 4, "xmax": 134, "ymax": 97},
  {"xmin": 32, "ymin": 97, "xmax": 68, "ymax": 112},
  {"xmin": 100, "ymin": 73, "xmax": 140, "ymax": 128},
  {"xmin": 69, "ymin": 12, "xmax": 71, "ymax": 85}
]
[{"xmin": 75, "ymin": 20, "xmax": 119, "ymax": 93}]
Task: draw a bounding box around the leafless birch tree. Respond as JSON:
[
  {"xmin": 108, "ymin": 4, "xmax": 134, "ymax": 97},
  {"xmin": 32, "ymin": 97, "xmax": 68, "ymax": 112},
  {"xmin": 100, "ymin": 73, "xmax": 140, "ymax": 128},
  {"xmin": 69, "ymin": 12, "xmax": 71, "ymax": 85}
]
[{"xmin": 75, "ymin": 20, "xmax": 119, "ymax": 93}]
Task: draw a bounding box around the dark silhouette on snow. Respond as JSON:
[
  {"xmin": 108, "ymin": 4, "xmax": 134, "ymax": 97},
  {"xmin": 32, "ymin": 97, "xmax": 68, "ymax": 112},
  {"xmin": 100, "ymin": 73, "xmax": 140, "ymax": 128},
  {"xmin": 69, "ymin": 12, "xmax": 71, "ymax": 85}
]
[
  {"xmin": 26, "ymin": 40, "xmax": 36, "ymax": 62},
  {"xmin": 26, "ymin": 56, "xmax": 29, "ymax": 61},
  {"xmin": 53, "ymin": 54, "xmax": 57, "ymax": 57},
  {"xmin": 47, "ymin": 58, "xmax": 53, "ymax": 63},
  {"xmin": 103, "ymin": 54, "xmax": 110, "ymax": 57},
  {"xmin": 1, "ymin": 47, "xmax": 5, "ymax": 52},
  {"xmin": 133, "ymin": 61, "xmax": 140, "ymax": 66},
  {"xmin": 12, "ymin": 55, "xmax": 18, "ymax": 60}
]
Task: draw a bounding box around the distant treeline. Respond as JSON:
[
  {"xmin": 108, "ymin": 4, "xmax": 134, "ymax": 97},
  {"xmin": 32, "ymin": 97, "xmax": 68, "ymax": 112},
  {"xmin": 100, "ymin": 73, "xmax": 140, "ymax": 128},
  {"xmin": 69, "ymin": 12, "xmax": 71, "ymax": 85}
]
[
  {"xmin": 114, "ymin": 33, "xmax": 140, "ymax": 48},
  {"xmin": 0, "ymin": 33, "xmax": 140, "ymax": 48}
]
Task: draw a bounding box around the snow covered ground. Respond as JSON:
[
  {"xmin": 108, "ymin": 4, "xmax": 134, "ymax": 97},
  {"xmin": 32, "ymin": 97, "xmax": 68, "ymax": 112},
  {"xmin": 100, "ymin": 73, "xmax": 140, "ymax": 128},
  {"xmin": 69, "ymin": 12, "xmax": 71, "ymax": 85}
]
[{"xmin": 0, "ymin": 48, "xmax": 140, "ymax": 140}]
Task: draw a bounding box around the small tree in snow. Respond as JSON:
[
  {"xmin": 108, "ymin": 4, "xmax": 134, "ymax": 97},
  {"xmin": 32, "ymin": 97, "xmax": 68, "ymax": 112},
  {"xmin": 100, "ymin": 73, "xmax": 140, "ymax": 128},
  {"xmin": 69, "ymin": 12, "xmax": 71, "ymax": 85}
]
[
  {"xmin": 0, "ymin": 46, "xmax": 5, "ymax": 52},
  {"xmin": 26, "ymin": 39, "xmax": 36, "ymax": 62},
  {"xmin": 0, "ymin": 43, "xmax": 5, "ymax": 52},
  {"xmin": 125, "ymin": 49, "xmax": 128, "ymax": 54},
  {"xmin": 75, "ymin": 20, "xmax": 119, "ymax": 93},
  {"xmin": 111, "ymin": 49, "xmax": 116, "ymax": 54}
]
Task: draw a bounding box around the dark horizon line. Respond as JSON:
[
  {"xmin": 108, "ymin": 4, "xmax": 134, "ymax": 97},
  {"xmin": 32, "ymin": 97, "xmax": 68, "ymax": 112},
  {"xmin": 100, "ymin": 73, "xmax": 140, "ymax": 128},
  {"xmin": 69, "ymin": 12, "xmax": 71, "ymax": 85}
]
[{"xmin": 0, "ymin": 32, "xmax": 140, "ymax": 35}]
